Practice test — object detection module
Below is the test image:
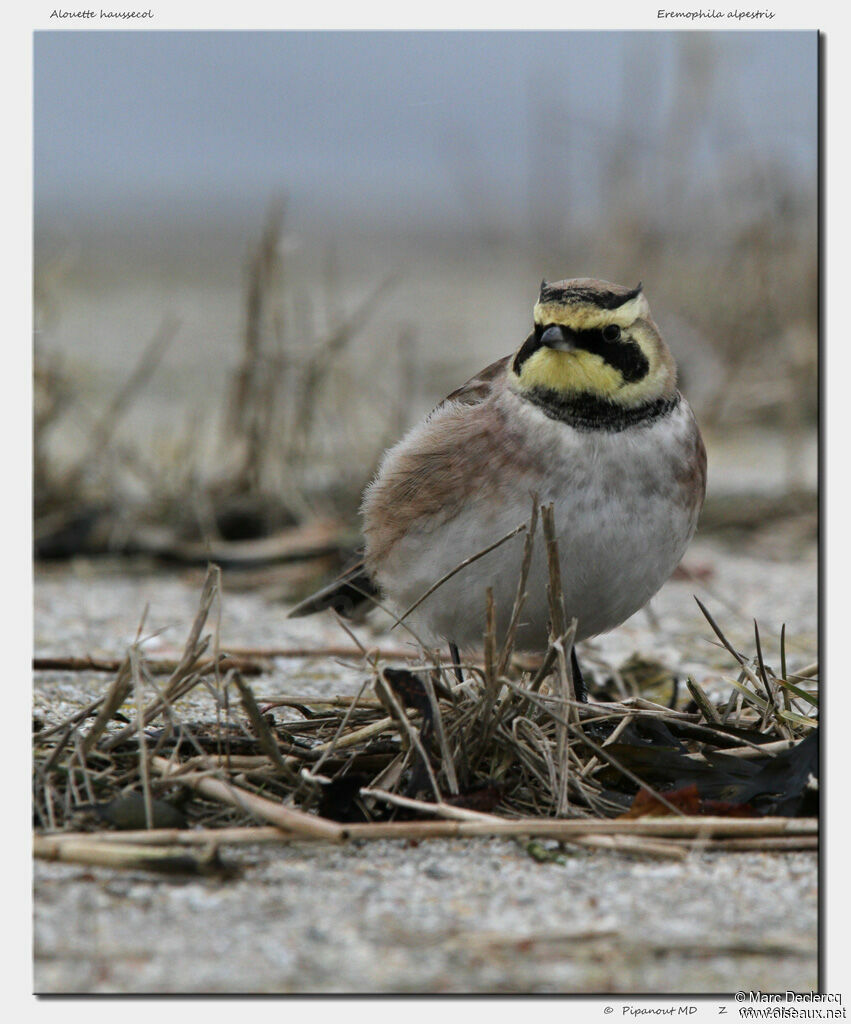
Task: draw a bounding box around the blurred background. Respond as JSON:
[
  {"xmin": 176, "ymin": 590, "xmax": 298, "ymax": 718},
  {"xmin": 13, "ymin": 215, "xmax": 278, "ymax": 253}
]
[{"xmin": 33, "ymin": 30, "xmax": 817, "ymax": 573}]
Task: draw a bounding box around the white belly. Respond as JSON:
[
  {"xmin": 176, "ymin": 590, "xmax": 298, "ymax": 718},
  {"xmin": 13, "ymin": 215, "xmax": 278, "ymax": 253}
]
[{"xmin": 371, "ymin": 398, "xmax": 702, "ymax": 651}]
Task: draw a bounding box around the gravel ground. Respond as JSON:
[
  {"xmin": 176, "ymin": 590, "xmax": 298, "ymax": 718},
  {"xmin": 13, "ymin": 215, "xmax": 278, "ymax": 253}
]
[
  {"xmin": 35, "ymin": 842, "xmax": 816, "ymax": 994},
  {"xmin": 32, "ymin": 534, "xmax": 818, "ymax": 994}
]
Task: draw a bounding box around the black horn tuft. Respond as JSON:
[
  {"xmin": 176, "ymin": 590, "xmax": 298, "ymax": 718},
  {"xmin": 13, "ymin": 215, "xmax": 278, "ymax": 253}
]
[{"xmin": 609, "ymin": 282, "xmax": 643, "ymax": 308}]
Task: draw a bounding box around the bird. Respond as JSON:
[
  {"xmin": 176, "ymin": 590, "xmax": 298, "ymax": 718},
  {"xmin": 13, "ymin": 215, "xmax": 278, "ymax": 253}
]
[{"xmin": 289, "ymin": 278, "xmax": 706, "ymax": 701}]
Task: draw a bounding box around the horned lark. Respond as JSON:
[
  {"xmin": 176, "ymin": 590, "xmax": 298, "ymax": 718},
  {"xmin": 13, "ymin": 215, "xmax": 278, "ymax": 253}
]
[{"xmin": 291, "ymin": 279, "xmax": 706, "ymax": 699}]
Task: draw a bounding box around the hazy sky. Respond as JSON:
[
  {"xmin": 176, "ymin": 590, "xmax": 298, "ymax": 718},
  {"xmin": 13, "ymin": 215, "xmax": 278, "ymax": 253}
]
[{"xmin": 34, "ymin": 31, "xmax": 816, "ymax": 232}]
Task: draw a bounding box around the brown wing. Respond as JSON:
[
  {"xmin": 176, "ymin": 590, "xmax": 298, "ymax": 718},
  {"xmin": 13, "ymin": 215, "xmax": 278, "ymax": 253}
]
[
  {"xmin": 435, "ymin": 355, "xmax": 511, "ymax": 410},
  {"xmin": 363, "ymin": 354, "xmax": 536, "ymax": 565},
  {"xmin": 292, "ymin": 356, "xmax": 514, "ymax": 614}
]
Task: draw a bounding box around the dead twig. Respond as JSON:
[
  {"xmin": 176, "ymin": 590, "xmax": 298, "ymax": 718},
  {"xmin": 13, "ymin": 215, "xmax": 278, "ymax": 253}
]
[
  {"xmin": 100, "ymin": 566, "xmax": 219, "ymax": 752},
  {"xmin": 232, "ymin": 672, "xmax": 300, "ymax": 783},
  {"xmin": 37, "ymin": 817, "xmax": 816, "ymax": 851},
  {"xmin": 151, "ymin": 756, "xmax": 344, "ymax": 842},
  {"xmin": 35, "ymin": 654, "xmax": 268, "ymax": 676},
  {"xmin": 396, "ymin": 521, "xmax": 528, "ymax": 626},
  {"xmin": 33, "ymin": 835, "xmax": 229, "ymax": 876},
  {"xmin": 338, "ymin": 816, "xmax": 816, "ymax": 842}
]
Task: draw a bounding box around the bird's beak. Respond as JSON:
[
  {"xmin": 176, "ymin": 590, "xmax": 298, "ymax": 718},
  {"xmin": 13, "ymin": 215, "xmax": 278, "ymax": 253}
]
[{"xmin": 540, "ymin": 325, "xmax": 578, "ymax": 351}]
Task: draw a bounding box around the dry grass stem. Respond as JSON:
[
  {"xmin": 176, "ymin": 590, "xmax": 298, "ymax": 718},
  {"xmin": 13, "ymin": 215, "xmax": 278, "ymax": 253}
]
[
  {"xmin": 360, "ymin": 788, "xmax": 502, "ymax": 822},
  {"xmin": 100, "ymin": 567, "xmax": 218, "ymax": 752},
  {"xmin": 569, "ymin": 834, "xmax": 688, "ymax": 861},
  {"xmin": 496, "ymin": 498, "xmax": 539, "ymax": 678},
  {"xmin": 686, "ymin": 677, "xmax": 721, "ymax": 725},
  {"xmin": 38, "ymin": 815, "xmax": 816, "ymax": 850},
  {"xmin": 232, "ymin": 672, "xmax": 298, "ymax": 781},
  {"xmin": 35, "ymin": 654, "xmax": 268, "ymax": 676},
  {"xmin": 375, "ymin": 670, "xmax": 442, "ymax": 801},
  {"xmin": 422, "ymin": 670, "xmax": 459, "ymax": 796},
  {"xmin": 397, "ymin": 520, "xmax": 528, "ymax": 625},
  {"xmin": 34, "ymin": 526, "xmax": 817, "ymax": 849},
  {"xmin": 130, "ymin": 646, "xmax": 154, "ymax": 830},
  {"xmin": 541, "ymin": 503, "xmax": 567, "ymax": 643},
  {"xmin": 151, "ymin": 756, "xmax": 344, "ymax": 842},
  {"xmin": 310, "ymin": 676, "xmax": 372, "ymax": 775},
  {"xmin": 79, "ymin": 657, "xmax": 133, "ymax": 754},
  {"xmin": 33, "ymin": 835, "xmax": 226, "ymax": 876},
  {"xmin": 339, "ymin": 816, "xmax": 816, "ymax": 841}
]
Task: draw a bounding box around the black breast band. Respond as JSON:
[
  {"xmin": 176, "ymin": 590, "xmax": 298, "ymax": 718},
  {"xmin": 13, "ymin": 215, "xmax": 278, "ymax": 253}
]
[{"xmin": 524, "ymin": 388, "xmax": 680, "ymax": 432}]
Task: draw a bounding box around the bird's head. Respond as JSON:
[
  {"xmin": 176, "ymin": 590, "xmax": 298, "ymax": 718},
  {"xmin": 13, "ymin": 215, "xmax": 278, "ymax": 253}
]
[{"xmin": 508, "ymin": 278, "xmax": 677, "ymax": 409}]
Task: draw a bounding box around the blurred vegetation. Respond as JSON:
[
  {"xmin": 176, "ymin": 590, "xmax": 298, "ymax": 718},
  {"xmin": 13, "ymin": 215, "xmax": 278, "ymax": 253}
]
[{"xmin": 33, "ymin": 36, "xmax": 816, "ymax": 564}]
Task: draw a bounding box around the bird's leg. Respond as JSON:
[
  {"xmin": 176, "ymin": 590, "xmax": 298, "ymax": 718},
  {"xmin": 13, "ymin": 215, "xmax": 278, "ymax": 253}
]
[
  {"xmin": 667, "ymin": 675, "xmax": 680, "ymax": 710},
  {"xmin": 449, "ymin": 641, "xmax": 464, "ymax": 685},
  {"xmin": 570, "ymin": 646, "xmax": 589, "ymax": 703}
]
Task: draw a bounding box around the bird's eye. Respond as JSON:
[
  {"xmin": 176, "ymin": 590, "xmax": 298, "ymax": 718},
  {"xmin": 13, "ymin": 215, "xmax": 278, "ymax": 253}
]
[{"xmin": 602, "ymin": 324, "xmax": 621, "ymax": 342}]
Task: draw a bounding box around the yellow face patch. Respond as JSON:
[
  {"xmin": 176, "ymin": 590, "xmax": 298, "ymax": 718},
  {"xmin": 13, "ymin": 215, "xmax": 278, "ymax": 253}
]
[{"xmin": 513, "ymin": 346, "xmax": 623, "ymax": 399}]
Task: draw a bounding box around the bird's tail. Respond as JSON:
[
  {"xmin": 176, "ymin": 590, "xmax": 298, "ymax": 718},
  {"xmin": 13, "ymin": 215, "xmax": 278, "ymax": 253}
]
[{"xmin": 287, "ymin": 557, "xmax": 379, "ymax": 620}]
